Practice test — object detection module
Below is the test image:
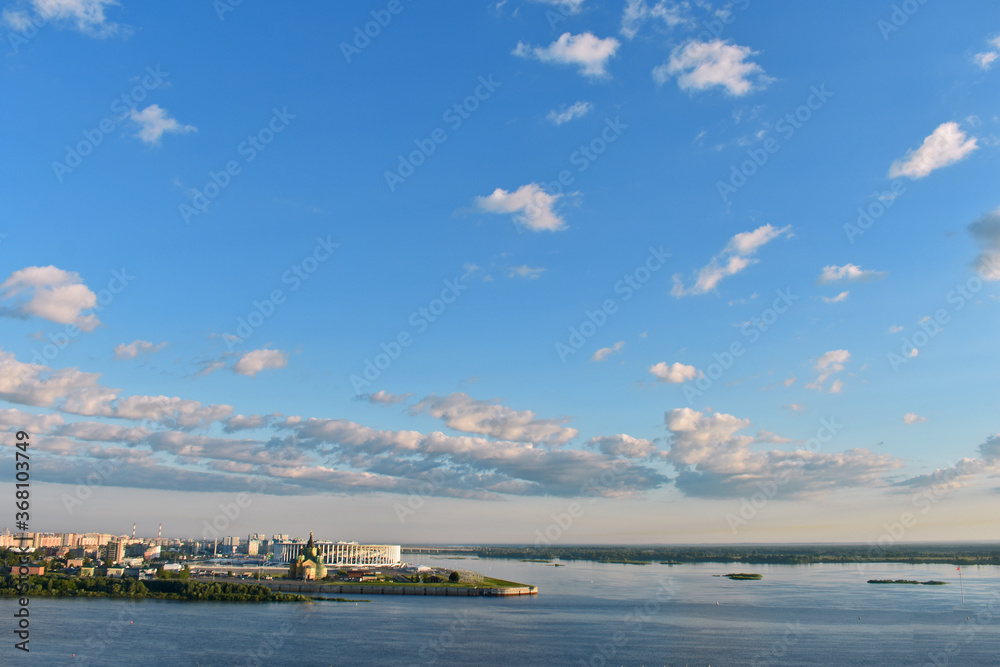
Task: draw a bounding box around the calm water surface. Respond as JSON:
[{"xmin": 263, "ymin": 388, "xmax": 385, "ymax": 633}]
[{"xmin": 2, "ymin": 558, "xmax": 998, "ymax": 666}]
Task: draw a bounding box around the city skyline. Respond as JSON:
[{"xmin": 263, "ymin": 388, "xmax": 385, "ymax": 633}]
[{"xmin": 1, "ymin": 1, "xmax": 999, "ymax": 545}]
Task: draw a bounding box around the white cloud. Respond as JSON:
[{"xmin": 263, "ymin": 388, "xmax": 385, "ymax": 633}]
[
  {"xmin": 975, "ymin": 51, "xmax": 998, "ymax": 69},
  {"xmin": 363, "ymin": 390, "xmax": 412, "ymax": 406},
  {"xmin": 530, "ymin": 0, "xmax": 586, "ymax": 12},
  {"xmin": 476, "ymin": 183, "xmax": 566, "ymax": 232},
  {"xmin": 818, "ymin": 263, "xmax": 886, "ymax": 284},
  {"xmin": 888, "ymin": 122, "xmax": 978, "ymax": 179},
  {"xmin": 887, "ymin": 325, "xmax": 904, "ymax": 334},
  {"xmin": 514, "ymin": 32, "xmax": 621, "ymax": 78},
  {"xmin": 649, "ymin": 361, "xmax": 699, "ymax": 383},
  {"xmin": 411, "ymin": 392, "xmax": 578, "ymax": 445},
  {"xmin": 547, "ymin": 100, "xmax": 593, "ymax": 125},
  {"xmin": 4, "ymin": 0, "xmax": 123, "ymax": 36},
  {"xmin": 621, "ymin": 0, "xmax": 692, "ymax": 39},
  {"xmin": 654, "ymin": 39, "xmax": 771, "ymax": 96},
  {"xmin": 0, "ymin": 265, "xmax": 100, "ymax": 331},
  {"xmin": 664, "ymin": 407, "xmax": 901, "ymax": 497},
  {"xmin": 233, "ymin": 348, "xmax": 288, "ymax": 377},
  {"xmin": 967, "ymin": 206, "xmax": 1000, "ymax": 281},
  {"xmin": 672, "ymin": 224, "xmax": 791, "ymax": 296},
  {"xmin": 507, "ymin": 265, "xmax": 546, "ymax": 280},
  {"xmin": 783, "ymin": 403, "xmax": 804, "ymax": 412},
  {"xmin": 0, "ymin": 407, "xmax": 65, "ymax": 434},
  {"xmin": 592, "ymin": 341, "xmax": 625, "ymax": 362},
  {"xmin": 903, "ymin": 413, "xmax": 927, "ymax": 425},
  {"xmin": 588, "ymin": 433, "xmax": 656, "ymax": 458},
  {"xmin": 113, "ymin": 340, "xmax": 167, "ymax": 360},
  {"xmin": 821, "ymin": 291, "xmax": 850, "ymax": 304},
  {"xmin": 806, "ymin": 349, "xmax": 850, "ymax": 393},
  {"xmin": 129, "ymin": 104, "xmax": 197, "ymax": 145}
]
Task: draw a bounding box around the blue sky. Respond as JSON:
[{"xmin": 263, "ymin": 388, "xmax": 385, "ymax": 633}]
[{"xmin": 1, "ymin": 0, "xmax": 999, "ymax": 544}]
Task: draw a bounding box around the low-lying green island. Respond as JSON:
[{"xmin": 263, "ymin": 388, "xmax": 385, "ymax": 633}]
[
  {"xmin": 712, "ymin": 573, "xmax": 763, "ymax": 580},
  {"xmin": 0, "ymin": 575, "xmax": 333, "ymax": 602},
  {"xmin": 867, "ymin": 579, "xmax": 948, "ymax": 585}
]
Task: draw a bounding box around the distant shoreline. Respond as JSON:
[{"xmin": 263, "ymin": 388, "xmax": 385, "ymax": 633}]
[{"xmin": 411, "ymin": 544, "xmax": 1000, "ymax": 566}]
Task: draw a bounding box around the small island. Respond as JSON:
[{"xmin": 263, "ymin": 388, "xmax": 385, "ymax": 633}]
[
  {"xmin": 724, "ymin": 573, "xmax": 763, "ymax": 580},
  {"xmin": 1, "ymin": 574, "xmax": 314, "ymax": 602},
  {"xmin": 867, "ymin": 579, "xmax": 948, "ymax": 585}
]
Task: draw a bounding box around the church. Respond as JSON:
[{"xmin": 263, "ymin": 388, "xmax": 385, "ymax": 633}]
[{"xmin": 288, "ymin": 533, "xmax": 328, "ymax": 581}]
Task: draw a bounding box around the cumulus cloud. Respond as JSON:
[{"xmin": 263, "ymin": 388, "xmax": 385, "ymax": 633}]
[
  {"xmin": 0, "ymin": 349, "xmax": 233, "ymax": 428},
  {"xmin": 113, "ymin": 340, "xmax": 167, "ymax": 360},
  {"xmin": 514, "ymin": 32, "xmax": 621, "ymax": 78},
  {"xmin": 973, "ymin": 34, "xmax": 1000, "ymax": 69},
  {"xmin": 821, "ymin": 291, "xmax": 849, "ymax": 304},
  {"xmin": 967, "ymin": 206, "xmax": 1000, "ymax": 280},
  {"xmin": 621, "ymin": 0, "xmax": 692, "ymax": 39},
  {"xmin": 4, "ymin": 0, "xmax": 123, "ymax": 37},
  {"xmin": 649, "ymin": 361, "xmax": 699, "ymax": 383},
  {"xmin": 974, "ymin": 51, "xmax": 998, "ymax": 69},
  {"xmin": 233, "ymin": 348, "xmax": 288, "ymax": 377},
  {"xmin": 672, "ymin": 224, "xmax": 791, "ymax": 296},
  {"xmin": 903, "ymin": 413, "xmax": 927, "ymax": 425},
  {"xmin": 361, "ymin": 390, "xmax": 413, "ymax": 406},
  {"xmin": 654, "ymin": 39, "xmax": 771, "ymax": 95},
  {"xmin": 0, "ymin": 407, "xmax": 65, "ymax": 434},
  {"xmin": 592, "ymin": 341, "xmax": 625, "ymax": 362},
  {"xmin": 129, "ymin": 105, "xmax": 197, "ymax": 145},
  {"xmin": 805, "ymin": 349, "xmax": 850, "ymax": 393},
  {"xmin": 0, "ymin": 265, "xmax": 100, "ymax": 331},
  {"xmin": 411, "ymin": 392, "xmax": 578, "ymax": 445},
  {"xmin": 817, "ymin": 264, "xmax": 886, "ymax": 284},
  {"xmin": 530, "ymin": 0, "xmax": 586, "ymax": 11},
  {"xmin": 476, "ymin": 183, "xmax": 566, "ymax": 232},
  {"xmin": 663, "ymin": 408, "xmax": 900, "ymax": 497},
  {"xmin": 55, "ymin": 421, "xmax": 150, "ymax": 444},
  {"xmin": 0, "ymin": 350, "xmax": 673, "ymax": 500},
  {"xmin": 888, "ymin": 122, "xmax": 978, "ymax": 179},
  {"xmin": 896, "ymin": 435, "xmax": 1000, "ymax": 493},
  {"xmin": 507, "ymin": 265, "xmax": 546, "ymax": 280},
  {"xmin": 588, "ymin": 433, "xmax": 657, "ymax": 458},
  {"xmin": 547, "ymin": 100, "xmax": 593, "ymax": 125}
]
